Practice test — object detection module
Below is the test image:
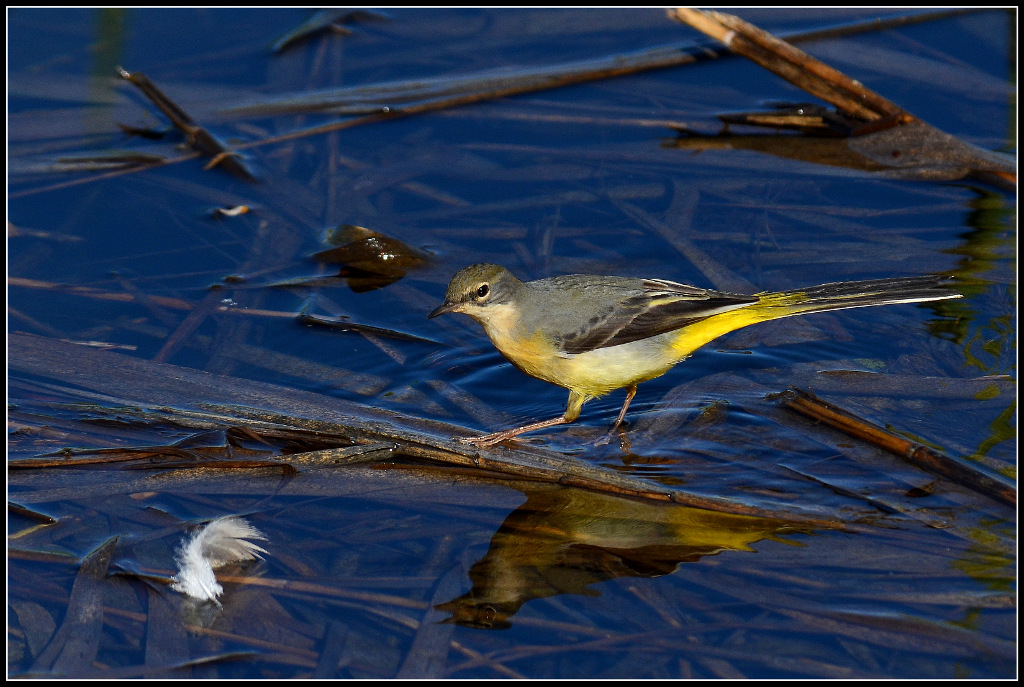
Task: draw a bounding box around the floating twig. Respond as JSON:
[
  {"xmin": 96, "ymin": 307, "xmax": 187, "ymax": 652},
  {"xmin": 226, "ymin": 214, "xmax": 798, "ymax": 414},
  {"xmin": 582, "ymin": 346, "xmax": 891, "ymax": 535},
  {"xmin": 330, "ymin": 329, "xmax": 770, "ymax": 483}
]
[
  {"xmin": 296, "ymin": 313, "xmax": 437, "ymax": 343},
  {"xmin": 230, "ymin": 9, "xmax": 977, "ymax": 123},
  {"xmin": 776, "ymin": 387, "xmax": 1016, "ymax": 507},
  {"xmin": 669, "ymin": 8, "xmax": 912, "ymax": 127},
  {"xmin": 117, "ymin": 66, "xmax": 257, "ymax": 181},
  {"xmin": 269, "ymin": 9, "xmax": 391, "ymax": 53},
  {"xmin": 668, "ymin": 8, "xmax": 1015, "ymax": 186}
]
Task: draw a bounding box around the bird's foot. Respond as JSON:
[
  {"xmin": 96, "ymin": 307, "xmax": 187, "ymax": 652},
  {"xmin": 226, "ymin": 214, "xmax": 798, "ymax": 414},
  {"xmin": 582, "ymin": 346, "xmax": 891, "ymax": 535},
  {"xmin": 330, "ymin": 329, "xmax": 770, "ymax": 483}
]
[{"xmin": 459, "ymin": 432, "xmax": 513, "ymax": 448}]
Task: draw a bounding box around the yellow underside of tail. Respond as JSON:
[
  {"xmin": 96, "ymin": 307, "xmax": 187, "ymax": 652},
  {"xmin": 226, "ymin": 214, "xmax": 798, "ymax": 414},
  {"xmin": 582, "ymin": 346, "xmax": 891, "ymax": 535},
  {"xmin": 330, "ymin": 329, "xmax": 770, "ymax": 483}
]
[{"xmin": 667, "ymin": 290, "xmax": 812, "ymax": 358}]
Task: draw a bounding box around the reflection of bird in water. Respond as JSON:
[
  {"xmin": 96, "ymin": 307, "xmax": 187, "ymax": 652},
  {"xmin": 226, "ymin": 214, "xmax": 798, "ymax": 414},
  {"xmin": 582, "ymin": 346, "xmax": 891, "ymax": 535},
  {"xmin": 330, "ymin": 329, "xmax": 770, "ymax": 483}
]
[{"xmin": 435, "ymin": 486, "xmax": 806, "ymax": 629}]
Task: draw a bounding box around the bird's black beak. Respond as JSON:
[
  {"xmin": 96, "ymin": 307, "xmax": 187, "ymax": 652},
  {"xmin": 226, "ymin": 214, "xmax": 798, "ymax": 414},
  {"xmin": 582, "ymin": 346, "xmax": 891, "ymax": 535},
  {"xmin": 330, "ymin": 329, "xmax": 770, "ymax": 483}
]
[{"xmin": 427, "ymin": 301, "xmax": 458, "ymax": 319}]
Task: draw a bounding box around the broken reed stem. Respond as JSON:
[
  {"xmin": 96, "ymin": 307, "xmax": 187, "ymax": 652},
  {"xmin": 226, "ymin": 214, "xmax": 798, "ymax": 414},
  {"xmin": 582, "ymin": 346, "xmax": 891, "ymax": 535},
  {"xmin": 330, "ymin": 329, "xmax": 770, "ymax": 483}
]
[
  {"xmin": 118, "ymin": 67, "xmax": 257, "ymax": 181},
  {"xmin": 669, "ymin": 8, "xmax": 915, "ymax": 125},
  {"xmin": 777, "ymin": 387, "xmax": 1015, "ymax": 507}
]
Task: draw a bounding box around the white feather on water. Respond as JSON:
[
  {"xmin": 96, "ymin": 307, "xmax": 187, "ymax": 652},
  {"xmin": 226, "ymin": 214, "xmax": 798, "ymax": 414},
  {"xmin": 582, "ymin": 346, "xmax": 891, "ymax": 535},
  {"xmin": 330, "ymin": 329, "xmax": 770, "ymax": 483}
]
[{"xmin": 171, "ymin": 515, "xmax": 268, "ymax": 604}]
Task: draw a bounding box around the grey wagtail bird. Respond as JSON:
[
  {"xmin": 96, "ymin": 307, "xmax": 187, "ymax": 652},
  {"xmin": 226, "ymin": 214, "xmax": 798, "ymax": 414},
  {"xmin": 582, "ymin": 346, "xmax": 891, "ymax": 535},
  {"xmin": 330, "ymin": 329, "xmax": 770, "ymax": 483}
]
[{"xmin": 428, "ymin": 263, "xmax": 960, "ymax": 447}]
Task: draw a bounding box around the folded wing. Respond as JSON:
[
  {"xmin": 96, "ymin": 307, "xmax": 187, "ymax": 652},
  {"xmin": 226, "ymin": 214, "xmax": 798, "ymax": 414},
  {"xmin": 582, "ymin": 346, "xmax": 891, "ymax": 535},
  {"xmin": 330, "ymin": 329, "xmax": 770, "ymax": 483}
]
[{"xmin": 557, "ymin": 279, "xmax": 757, "ymax": 354}]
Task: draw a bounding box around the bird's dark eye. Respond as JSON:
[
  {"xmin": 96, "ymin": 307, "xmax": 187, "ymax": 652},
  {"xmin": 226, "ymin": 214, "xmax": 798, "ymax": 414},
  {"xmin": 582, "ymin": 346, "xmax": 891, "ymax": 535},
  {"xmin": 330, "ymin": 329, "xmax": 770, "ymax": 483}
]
[{"xmin": 475, "ymin": 284, "xmax": 489, "ymax": 299}]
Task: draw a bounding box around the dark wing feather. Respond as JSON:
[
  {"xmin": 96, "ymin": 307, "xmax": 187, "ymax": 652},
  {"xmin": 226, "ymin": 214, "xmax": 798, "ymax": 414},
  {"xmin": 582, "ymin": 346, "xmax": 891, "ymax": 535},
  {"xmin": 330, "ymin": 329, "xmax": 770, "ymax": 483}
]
[{"xmin": 558, "ymin": 279, "xmax": 757, "ymax": 354}]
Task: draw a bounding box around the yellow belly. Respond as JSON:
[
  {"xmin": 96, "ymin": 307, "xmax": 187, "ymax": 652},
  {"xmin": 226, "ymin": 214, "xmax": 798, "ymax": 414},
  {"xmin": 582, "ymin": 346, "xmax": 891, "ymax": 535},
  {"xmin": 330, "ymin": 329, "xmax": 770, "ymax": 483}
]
[
  {"xmin": 487, "ymin": 304, "xmax": 790, "ymax": 400},
  {"xmin": 491, "ymin": 329, "xmax": 677, "ymax": 399}
]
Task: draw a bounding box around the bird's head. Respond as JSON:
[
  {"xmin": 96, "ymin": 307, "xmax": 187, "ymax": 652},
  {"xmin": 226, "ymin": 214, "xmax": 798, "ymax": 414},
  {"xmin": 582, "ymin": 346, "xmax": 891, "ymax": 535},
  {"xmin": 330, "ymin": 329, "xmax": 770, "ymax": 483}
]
[{"xmin": 428, "ymin": 263, "xmax": 522, "ymax": 323}]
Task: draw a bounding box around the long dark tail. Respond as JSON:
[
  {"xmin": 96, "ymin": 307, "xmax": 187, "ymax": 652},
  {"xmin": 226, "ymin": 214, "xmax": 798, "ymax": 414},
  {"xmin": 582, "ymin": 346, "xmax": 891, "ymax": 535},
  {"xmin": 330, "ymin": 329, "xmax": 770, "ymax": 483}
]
[
  {"xmin": 668, "ymin": 275, "xmax": 960, "ymax": 357},
  {"xmin": 758, "ymin": 275, "xmax": 961, "ymax": 316}
]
